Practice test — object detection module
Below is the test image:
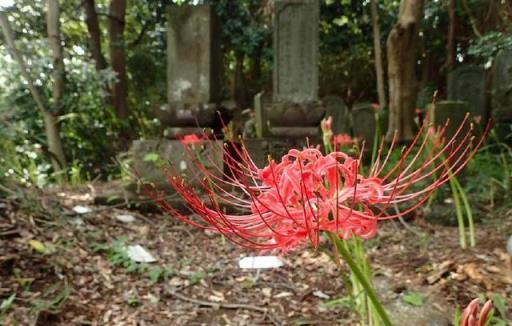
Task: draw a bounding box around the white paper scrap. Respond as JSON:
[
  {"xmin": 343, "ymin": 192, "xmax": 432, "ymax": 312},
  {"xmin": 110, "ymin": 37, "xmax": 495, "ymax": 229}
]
[
  {"xmin": 72, "ymin": 205, "xmax": 92, "ymax": 214},
  {"xmin": 116, "ymin": 214, "xmax": 136, "ymax": 223},
  {"xmin": 313, "ymin": 290, "xmax": 330, "ymax": 299},
  {"xmin": 238, "ymin": 256, "xmax": 283, "ymax": 269},
  {"xmin": 126, "ymin": 245, "xmax": 157, "ymax": 263}
]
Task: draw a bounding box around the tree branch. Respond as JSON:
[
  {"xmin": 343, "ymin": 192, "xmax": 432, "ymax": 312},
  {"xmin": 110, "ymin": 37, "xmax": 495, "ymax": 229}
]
[{"xmin": 0, "ymin": 12, "xmax": 47, "ymax": 115}]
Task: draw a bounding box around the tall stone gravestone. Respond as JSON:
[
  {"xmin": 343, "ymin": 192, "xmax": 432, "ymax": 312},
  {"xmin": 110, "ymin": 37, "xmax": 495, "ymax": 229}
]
[
  {"xmin": 255, "ymin": 0, "xmax": 324, "ymax": 138},
  {"xmin": 447, "ymin": 65, "xmax": 486, "ymax": 120},
  {"xmin": 492, "ymin": 50, "xmax": 512, "ymax": 139},
  {"xmin": 132, "ymin": 5, "xmax": 224, "ymax": 193},
  {"xmin": 273, "ymin": 0, "xmax": 318, "ymax": 103},
  {"xmin": 154, "ymin": 5, "xmax": 222, "ymax": 137}
]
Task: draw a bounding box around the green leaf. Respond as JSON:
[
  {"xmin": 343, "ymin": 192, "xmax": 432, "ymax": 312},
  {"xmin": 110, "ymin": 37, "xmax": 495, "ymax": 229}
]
[
  {"xmin": 452, "ymin": 306, "xmax": 462, "ymax": 326},
  {"xmin": 28, "ymin": 240, "xmax": 54, "ymax": 255},
  {"xmin": 190, "ymin": 272, "xmax": 204, "ymax": 286},
  {"xmin": 148, "ymin": 268, "xmax": 164, "ymax": 283},
  {"xmin": 143, "ymin": 153, "xmax": 160, "ymax": 163},
  {"xmin": 0, "ymin": 294, "xmax": 16, "ymax": 312},
  {"xmin": 319, "ymin": 296, "xmax": 352, "ymax": 309},
  {"xmin": 402, "ymin": 292, "xmax": 425, "ymax": 307},
  {"xmin": 491, "ymin": 293, "xmax": 507, "ymax": 319},
  {"xmin": 332, "ymin": 16, "xmax": 349, "ymax": 27}
]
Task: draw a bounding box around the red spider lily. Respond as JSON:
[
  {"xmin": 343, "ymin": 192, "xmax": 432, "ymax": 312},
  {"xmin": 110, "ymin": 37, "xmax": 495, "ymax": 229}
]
[
  {"xmin": 333, "ymin": 133, "xmax": 354, "ymax": 147},
  {"xmin": 180, "ymin": 134, "xmax": 204, "ymax": 145},
  {"xmin": 460, "ymin": 298, "xmax": 493, "ymax": 326},
  {"xmin": 144, "ymin": 114, "xmax": 489, "ymax": 252}
]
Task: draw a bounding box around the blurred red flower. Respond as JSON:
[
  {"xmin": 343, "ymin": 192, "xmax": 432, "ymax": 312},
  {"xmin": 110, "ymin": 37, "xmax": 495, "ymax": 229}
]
[{"xmin": 460, "ymin": 298, "xmax": 493, "ymax": 326}]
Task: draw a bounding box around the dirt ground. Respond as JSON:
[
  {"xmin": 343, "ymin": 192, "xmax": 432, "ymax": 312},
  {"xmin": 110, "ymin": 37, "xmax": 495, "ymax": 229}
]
[{"xmin": 0, "ymin": 184, "xmax": 511, "ymax": 325}]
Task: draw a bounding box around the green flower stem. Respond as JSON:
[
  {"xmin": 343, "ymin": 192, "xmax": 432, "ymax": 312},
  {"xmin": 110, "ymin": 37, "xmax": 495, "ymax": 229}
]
[
  {"xmin": 449, "ymin": 177, "xmax": 466, "ymax": 249},
  {"xmin": 328, "ymin": 232, "xmax": 393, "ymax": 326},
  {"xmin": 452, "ymin": 177, "xmax": 475, "ymax": 247}
]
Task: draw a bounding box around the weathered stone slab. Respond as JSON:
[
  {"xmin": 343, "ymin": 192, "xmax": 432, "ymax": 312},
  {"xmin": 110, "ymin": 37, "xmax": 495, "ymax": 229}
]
[
  {"xmin": 167, "ymin": 5, "xmax": 222, "ymax": 106},
  {"xmin": 492, "ymin": 50, "xmax": 512, "ymax": 121},
  {"xmin": 273, "ymin": 0, "xmax": 319, "ymax": 103},
  {"xmin": 323, "ymin": 95, "xmax": 350, "ymax": 134},
  {"xmin": 132, "ymin": 139, "xmax": 223, "ymax": 191},
  {"xmin": 427, "ymin": 101, "xmax": 470, "ymax": 141},
  {"xmin": 447, "ymin": 65, "xmax": 486, "ymax": 119},
  {"xmin": 351, "ymin": 102, "xmax": 377, "ymax": 147}
]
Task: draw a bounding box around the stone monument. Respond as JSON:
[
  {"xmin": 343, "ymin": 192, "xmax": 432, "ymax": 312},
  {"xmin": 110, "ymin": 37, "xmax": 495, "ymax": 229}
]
[
  {"xmin": 351, "ymin": 103, "xmax": 378, "ymax": 148},
  {"xmin": 254, "ymin": 0, "xmax": 325, "ymax": 139},
  {"xmin": 447, "ymin": 65, "xmax": 486, "ymax": 120},
  {"xmin": 154, "ymin": 4, "xmax": 222, "ymax": 137},
  {"xmin": 132, "ymin": 4, "xmax": 224, "ymax": 192},
  {"xmin": 492, "ymin": 50, "xmax": 512, "ymax": 139}
]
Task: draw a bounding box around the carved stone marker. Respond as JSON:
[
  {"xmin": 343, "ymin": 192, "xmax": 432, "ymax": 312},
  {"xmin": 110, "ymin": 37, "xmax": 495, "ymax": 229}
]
[
  {"xmin": 254, "ymin": 0, "xmax": 323, "ymax": 138},
  {"xmin": 156, "ymin": 4, "xmax": 222, "ymax": 137},
  {"xmin": 448, "ymin": 65, "xmax": 486, "ymax": 119},
  {"xmin": 273, "ymin": 0, "xmax": 319, "ymax": 103},
  {"xmin": 130, "ymin": 5, "xmax": 224, "ymax": 196},
  {"xmin": 492, "ymin": 50, "xmax": 512, "ymax": 139},
  {"xmin": 351, "ymin": 103, "xmax": 377, "ymax": 147},
  {"xmin": 167, "ymin": 5, "xmax": 221, "ymax": 105}
]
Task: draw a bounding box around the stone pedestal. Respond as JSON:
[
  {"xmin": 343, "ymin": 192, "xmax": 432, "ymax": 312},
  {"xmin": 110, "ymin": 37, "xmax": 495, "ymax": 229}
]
[
  {"xmin": 254, "ymin": 92, "xmax": 325, "ymax": 138},
  {"xmin": 132, "ymin": 139, "xmax": 223, "ymax": 192}
]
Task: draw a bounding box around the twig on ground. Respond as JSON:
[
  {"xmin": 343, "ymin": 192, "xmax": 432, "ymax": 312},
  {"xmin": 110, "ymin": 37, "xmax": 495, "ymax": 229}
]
[{"xmin": 168, "ymin": 289, "xmax": 281, "ymax": 325}]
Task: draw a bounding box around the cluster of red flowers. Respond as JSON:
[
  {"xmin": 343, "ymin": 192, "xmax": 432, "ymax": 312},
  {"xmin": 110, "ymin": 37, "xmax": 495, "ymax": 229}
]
[
  {"xmin": 332, "ymin": 133, "xmax": 354, "ymax": 147},
  {"xmin": 144, "ymin": 115, "xmax": 488, "ymax": 252},
  {"xmin": 179, "ymin": 134, "xmax": 204, "ymax": 145}
]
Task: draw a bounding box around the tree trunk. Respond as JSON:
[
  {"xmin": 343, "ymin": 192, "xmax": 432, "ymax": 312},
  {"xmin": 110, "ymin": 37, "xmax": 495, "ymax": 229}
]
[
  {"xmin": 386, "ymin": 0, "xmax": 425, "ymax": 142},
  {"xmin": 47, "ymin": 0, "xmax": 65, "ymax": 113},
  {"xmin": 46, "ymin": 0, "xmax": 68, "ymax": 175},
  {"xmin": 0, "ymin": 10, "xmax": 68, "ymax": 177},
  {"xmin": 441, "ymin": 0, "xmax": 456, "ymax": 73},
  {"xmin": 370, "ymin": 0, "xmax": 386, "ymax": 109},
  {"xmin": 83, "ymin": 0, "xmax": 108, "ymax": 71},
  {"xmin": 108, "ymin": 0, "xmax": 129, "ymax": 119}
]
